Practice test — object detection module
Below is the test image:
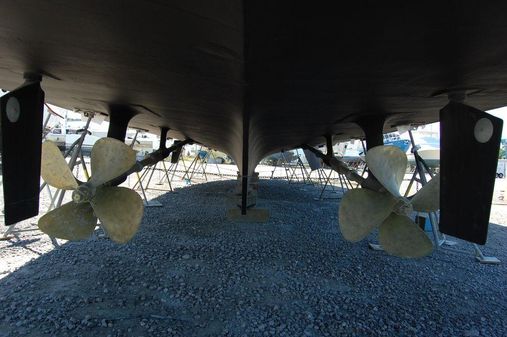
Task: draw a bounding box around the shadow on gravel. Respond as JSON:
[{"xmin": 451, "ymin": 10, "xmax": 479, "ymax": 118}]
[
  {"xmin": 1, "ymin": 238, "xmax": 46, "ymax": 256},
  {"xmin": 1, "ymin": 179, "xmax": 507, "ymax": 337}
]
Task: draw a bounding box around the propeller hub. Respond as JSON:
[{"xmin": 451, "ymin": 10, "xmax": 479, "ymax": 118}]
[
  {"xmin": 393, "ymin": 197, "xmax": 413, "ymax": 217},
  {"xmin": 72, "ymin": 184, "xmax": 95, "ymax": 204}
]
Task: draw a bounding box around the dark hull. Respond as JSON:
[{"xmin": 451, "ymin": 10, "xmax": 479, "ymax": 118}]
[{"xmin": 1, "ymin": 1, "xmax": 507, "ymax": 173}]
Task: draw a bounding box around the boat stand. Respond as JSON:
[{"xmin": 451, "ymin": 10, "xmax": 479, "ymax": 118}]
[
  {"xmin": 135, "ymin": 169, "xmax": 163, "ymax": 207},
  {"xmin": 129, "ymin": 135, "xmax": 164, "ymax": 207},
  {"xmin": 473, "ymin": 244, "xmax": 501, "ymax": 264},
  {"xmin": 268, "ymin": 157, "xmax": 282, "ymax": 180},
  {"xmin": 210, "ymin": 151, "xmax": 224, "ymax": 179},
  {"xmin": 268, "ymin": 150, "xmax": 303, "ymax": 182},
  {"xmin": 160, "ymin": 146, "xmax": 206, "ymax": 185},
  {"xmin": 137, "ymin": 144, "xmax": 220, "ymax": 191},
  {"xmin": 128, "ymin": 132, "xmax": 168, "ymax": 207},
  {"xmin": 196, "ymin": 149, "xmax": 224, "ymax": 180},
  {"xmin": 313, "ymin": 166, "xmax": 354, "ymax": 201},
  {"xmin": 175, "ymin": 146, "xmax": 210, "ymax": 184},
  {"xmin": 163, "ymin": 145, "xmax": 192, "ymax": 184},
  {"xmin": 281, "ymin": 149, "xmax": 313, "ymax": 184},
  {"xmin": 134, "ymin": 158, "xmax": 173, "ymax": 192},
  {"xmin": 154, "ymin": 159, "xmax": 174, "ymax": 191},
  {"xmin": 188, "ymin": 147, "xmax": 210, "ymax": 182},
  {"xmin": 41, "ymin": 103, "xmax": 59, "ymax": 140}
]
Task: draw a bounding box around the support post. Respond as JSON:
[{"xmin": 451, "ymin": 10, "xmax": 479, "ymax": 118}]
[
  {"xmin": 159, "ymin": 127, "xmax": 169, "ymax": 150},
  {"xmin": 357, "ymin": 115, "xmax": 385, "ymax": 190},
  {"xmin": 129, "ymin": 130, "xmax": 139, "ymax": 148},
  {"xmin": 356, "ymin": 115, "xmax": 385, "ymax": 150},
  {"xmin": 106, "ymin": 105, "xmax": 137, "ymax": 186},
  {"xmin": 241, "ymin": 118, "xmax": 249, "ymax": 215},
  {"xmin": 326, "ymin": 135, "xmax": 334, "ymax": 156},
  {"xmin": 106, "ymin": 104, "xmax": 137, "ymax": 141}
]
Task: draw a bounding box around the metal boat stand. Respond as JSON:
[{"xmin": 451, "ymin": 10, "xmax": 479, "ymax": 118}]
[
  {"xmin": 196, "ymin": 149, "xmax": 224, "ymax": 180},
  {"xmin": 268, "ymin": 150, "xmax": 301, "ymax": 182},
  {"xmin": 313, "ymin": 168, "xmax": 343, "ymax": 201},
  {"xmin": 133, "ymin": 159, "xmax": 173, "ymax": 195},
  {"xmin": 473, "ymin": 244, "xmax": 500, "ymax": 264},
  {"xmin": 302, "ymin": 141, "xmax": 355, "ymax": 201},
  {"xmin": 129, "ymin": 133, "xmax": 164, "ymax": 207},
  {"xmin": 185, "ymin": 146, "xmax": 209, "ymax": 183},
  {"xmin": 155, "ymin": 145, "xmax": 209, "ymax": 186},
  {"xmin": 41, "ymin": 104, "xmax": 59, "ymax": 140},
  {"xmin": 313, "ymin": 151, "xmax": 356, "ymax": 201},
  {"xmin": 139, "ymin": 158, "xmax": 175, "ymax": 194},
  {"xmin": 268, "ymin": 156, "xmax": 282, "ymax": 180},
  {"xmin": 211, "ymin": 151, "xmax": 224, "ymax": 179},
  {"xmin": 167, "ymin": 145, "xmax": 189, "ymax": 183},
  {"xmin": 153, "ymin": 159, "xmax": 174, "ymax": 191},
  {"xmin": 135, "ymin": 168, "xmax": 163, "ymax": 207},
  {"xmin": 281, "ymin": 149, "xmax": 313, "ymax": 184},
  {"xmin": 192, "ymin": 148, "xmax": 224, "ymax": 181}
]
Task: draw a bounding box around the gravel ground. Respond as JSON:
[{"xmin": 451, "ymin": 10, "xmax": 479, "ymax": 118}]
[{"xmin": 1, "ymin": 172, "xmax": 507, "ymax": 337}]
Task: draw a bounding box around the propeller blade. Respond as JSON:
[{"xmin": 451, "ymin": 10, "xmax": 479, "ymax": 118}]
[
  {"xmin": 339, "ymin": 189, "xmax": 397, "ymax": 242},
  {"xmin": 41, "ymin": 141, "xmax": 78, "ymax": 190},
  {"xmin": 89, "ymin": 138, "xmax": 137, "ymax": 186},
  {"xmin": 91, "ymin": 187, "xmax": 144, "ymax": 243},
  {"xmin": 379, "ymin": 213, "xmax": 433, "ymax": 258},
  {"xmin": 38, "ymin": 202, "xmax": 97, "ymax": 240},
  {"xmin": 365, "ymin": 146, "xmax": 407, "ymax": 197},
  {"xmin": 411, "ymin": 174, "xmax": 440, "ymax": 212}
]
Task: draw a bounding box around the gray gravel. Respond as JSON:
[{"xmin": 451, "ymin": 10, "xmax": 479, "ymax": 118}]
[{"xmin": 1, "ymin": 178, "xmax": 507, "ymax": 337}]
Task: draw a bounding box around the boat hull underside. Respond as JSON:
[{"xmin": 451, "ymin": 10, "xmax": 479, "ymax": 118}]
[{"xmin": 1, "ymin": 1, "xmax": 507, "ymax": 172}]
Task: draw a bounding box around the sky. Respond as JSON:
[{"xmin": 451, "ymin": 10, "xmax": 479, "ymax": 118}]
[{"xmin": 486, "ymin": 106, "xmax": 507, "ymax": 139}]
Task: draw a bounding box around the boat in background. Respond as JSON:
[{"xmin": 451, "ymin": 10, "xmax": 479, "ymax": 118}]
[
  {"xmin": 45, "ymin": 110, "xmax": 158, "ymax": 157},
  {"xmin": 323, "ymin": 126, "xmax": 440, "ymax": 171},
  {"xmin": 336, "ymin": 132, "xmax": 410, "ymax": 164},
  {"xmin": 383, "ymin": 132, "xmax": 411, "ymax": 153},
  {"xmin": 126, "ymin": 132, "xmax": 158, "ymax": 159},
  {"xmin": 401, "ymin": 124, "xmax": 440, "ymax": 170},
  {"xmin": 45, "ymin": 114, "xmax": 105, "ymax": 154}
]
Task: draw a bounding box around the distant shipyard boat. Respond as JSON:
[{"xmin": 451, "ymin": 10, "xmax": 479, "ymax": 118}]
[
  {"xmin": 402, "ymin": 127, "xmax": 440, "ymax": 169},
  {"xmin": 383, "ymin": 132, "xmax": 411, "ymax": 153},
  {"xmin": 338, "ymin": 132, "xmax": 410, "ymax": 161},
  {"xmin": 334, "ymin": 130, "xmax": 439, "ymax": 171},
  {"xmin": 45, "ymin": 114, "xmax": 157, "ymax": 157}
]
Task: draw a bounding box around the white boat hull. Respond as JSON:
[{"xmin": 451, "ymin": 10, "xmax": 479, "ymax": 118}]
[{"xmin": 408, "ymin": 149, "xmax": 440, "ymax": 168}]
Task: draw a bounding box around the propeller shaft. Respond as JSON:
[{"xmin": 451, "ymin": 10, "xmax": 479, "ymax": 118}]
[{"xmin": 302, "ymin": 144, "xmax": 384, "ymax": 192}]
